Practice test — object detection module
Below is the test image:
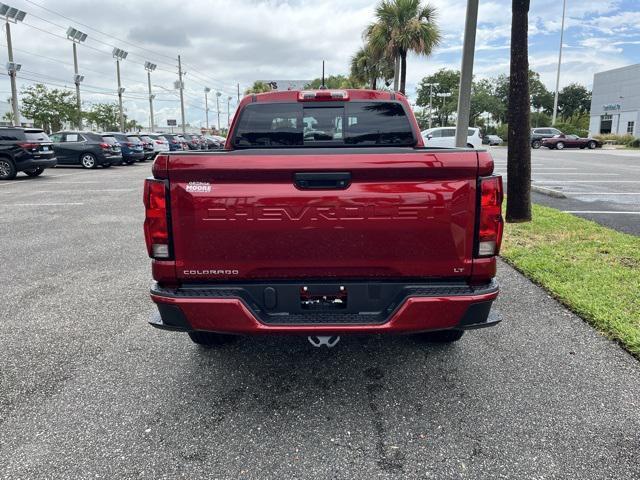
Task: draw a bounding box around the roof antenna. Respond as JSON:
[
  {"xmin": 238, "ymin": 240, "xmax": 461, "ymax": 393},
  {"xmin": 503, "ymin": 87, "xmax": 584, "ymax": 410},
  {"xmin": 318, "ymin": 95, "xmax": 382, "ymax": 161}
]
[{"xmin": 320, "ymin": 60, "xmax": 327, "ymax": 90}]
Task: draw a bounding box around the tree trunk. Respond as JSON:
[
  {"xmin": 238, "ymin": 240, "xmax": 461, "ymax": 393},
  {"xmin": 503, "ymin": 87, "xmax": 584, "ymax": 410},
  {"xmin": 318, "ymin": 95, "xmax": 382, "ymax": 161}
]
[
  {"xmin": 372, "ymin": 76, "xmax": 377, "ymax": 90},
  {"xmin": 393, "ymin": 55, "xmax": 400, "ymax": 92},
  {"xmin": 399, "ymin": 50, "xmax": 407, "ymax": 95},
  {"xmin": 506, "ymin": 0, "xmax": 532, "ymax": 222}
]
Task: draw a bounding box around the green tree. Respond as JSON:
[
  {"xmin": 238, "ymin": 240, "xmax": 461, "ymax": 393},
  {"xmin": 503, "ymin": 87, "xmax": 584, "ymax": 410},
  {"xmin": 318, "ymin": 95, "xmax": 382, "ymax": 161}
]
[
  {"xmin": 415, "ymin": 69, "xmax": 459, "ymax": 126},
  {"xmin": 20, "ymin": 84, "xmax": 79, "ymax": 132},
  {"xmin": 366, "ymin": 0, "xmax": 441, "ymax": 95},
  {"xmin": 244, "ymin": 81, "xmax": 271, "ymax": 95},
  {"xmin": 350, "ymin": 45, "xmax": 394, "ymax": 89},
  {"xmin": 506, "ymin": 0, "xmax": 531, "ymax": 223},
  {"xmin": 84, "ymin": 103, "xmax": 120, "ymax": 131},
  {"xmin": 304, "ymin": 75, "xmax": 362, "ymax": 89},
  {"xmin": 557, "ymin": 83, "xmax": 591, "ymax": 120},
  {"xmin": 494, "ymin": 70, "xmax": 553, "ymax": 121}
]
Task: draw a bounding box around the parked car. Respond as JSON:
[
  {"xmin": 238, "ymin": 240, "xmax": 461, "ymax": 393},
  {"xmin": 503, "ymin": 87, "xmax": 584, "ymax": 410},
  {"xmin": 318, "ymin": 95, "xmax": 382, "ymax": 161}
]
[
  {"xmin": 159, "ymin": 133, "xmax": 184, "ymax": 152},
  {"xmin": 541, "ymin": 134, "xmax": 602, "ymax": 150},
  {"xmin": 421, "ymin": 127, "xmax": 483, "ymax": 149},
  {"xmin": 530, "ymin": 127, "xmax": 563, "ymax": 149},
  {"xmin": 203, "ymin": 136, "xmax": 224, "ymax": 150},
  {"xmin": 176, "ymin": 135, "xmax": 190, "ymax": 151},
  {"xmin": 98, "ymin": 135, "xmax": 124, "ymax": 165},
  {"xmin": 143, "ymin": 133, "xmax": 170, "ymax": 154},
  {"xmin": 484, "ymin": 134, "xmax": 503, "ymax": 146},
  {"xmin": 127, "ymin": 134, "xmax": 155, "ymax": 160},
  {"xmin": 102, "ymin": 132, "xmax": 144, "ymax": 164},
  {"xmin": 145, "ymin": 89, "xmax": 503, "ymax": 348},
  {"xmin": 181, "ymin": 133, "xmax": 202, "ymax": 150},
  {"xmin": 50, "ymin": 131, "xmax": 121, "ymax": 169},
  {"xmin": 0, "ymin": 127, "xmax": 56, "ymax": 180}
]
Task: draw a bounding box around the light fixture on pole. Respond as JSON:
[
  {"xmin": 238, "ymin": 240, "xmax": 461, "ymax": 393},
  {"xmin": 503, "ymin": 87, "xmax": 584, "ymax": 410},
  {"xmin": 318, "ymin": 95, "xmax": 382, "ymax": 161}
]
[
  {"xmin": 144, "ymin": 61, "xmax": 157, "ymax": 131},
  {"xmin": 216, "ymin": 91, "xmax": 222, "ymax": 130},
  {"xmin": 424, "ymin": 82, "xmax": 439, "ymax": 129},
  {"xmin": 552, "ymin": 0, "xmax": 567, "ymax": 126},
  {"xmin": 227, "ymin": 96, "xmax": 232, "ymax": 128},
  {"xmin": 0, "ymin": 3, "xmax": 26, "ymax": 126},
  {"xmin": 177, "ymin": 55, "xmax": 186, "ymax": 134},
  {"xmin": 66, "ymin": 27, "xmax": 87, "ymax": 129},
  {"xmin": 204, "ymin": 87, "xmax": 211, "ymax": 130},
  {"xmin": 112, "ymin": 48, "xmax": 128, "ymax": 131}
]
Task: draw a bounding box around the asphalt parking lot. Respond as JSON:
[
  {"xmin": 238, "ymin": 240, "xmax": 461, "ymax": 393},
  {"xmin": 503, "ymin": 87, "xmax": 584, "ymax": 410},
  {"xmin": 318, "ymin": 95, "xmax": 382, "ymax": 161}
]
[
  {"xmin": 491, "ymin": 147, "xmax": 640, "ymax": 235},
  {"xmin": 1, "ymin": 162, "xmax": 639, "ymax": 479}
]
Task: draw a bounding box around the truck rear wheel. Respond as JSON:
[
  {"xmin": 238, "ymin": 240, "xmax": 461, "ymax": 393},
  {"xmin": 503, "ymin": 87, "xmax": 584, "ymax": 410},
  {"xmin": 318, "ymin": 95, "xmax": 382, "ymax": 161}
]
[
  {"xmin": 415, "ymin": 329, "xmax": 464, "ymax": 343},
  {"xmin": 188, "ymin": 331, "xmax": 237, "ymax": 347}
]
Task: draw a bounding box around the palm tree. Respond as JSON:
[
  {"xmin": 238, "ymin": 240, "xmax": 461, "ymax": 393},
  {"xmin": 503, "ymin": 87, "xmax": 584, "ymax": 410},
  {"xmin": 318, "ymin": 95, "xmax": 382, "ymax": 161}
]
[
  {"xmin": 506, "ymin": 0, "xmax": 531, "ymax": 222},
  {"xmin": 350, "ymin": 45, "xmax": 395, "ymax": 90},
  {"xmin": 366, "ymin": 0, "xmax": 441, "ymax": 95}
]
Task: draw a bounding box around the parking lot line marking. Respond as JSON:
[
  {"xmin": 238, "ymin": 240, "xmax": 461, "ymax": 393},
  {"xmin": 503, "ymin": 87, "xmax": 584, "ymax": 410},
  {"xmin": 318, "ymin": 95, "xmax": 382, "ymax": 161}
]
[
  {"xmin": 534, "ymin": 180, "xmax": 640, "ymax": 183},
  {"xmin": 533, "ymin": 173, "xmax": 621, "ymax": 176},
  {"xmin": 562, "ymin": 192, "xmax": 640, "ymax": 195},
  {"xmin": 564, "ymin": 211, "xmax": 640, "ymax": 215},
  {"xmin": 6, "ymin": 203, "xmax": 85, "ymax": 206}
]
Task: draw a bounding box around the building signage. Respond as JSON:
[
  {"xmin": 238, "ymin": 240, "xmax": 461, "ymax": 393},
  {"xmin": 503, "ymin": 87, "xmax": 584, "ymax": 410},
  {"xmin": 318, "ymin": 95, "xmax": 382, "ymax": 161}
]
[
  {"xmin": 602, "ymin": 103, "xmax": 621, "ymax": 111},
  {"xmin": 167, "ymin": 119, "xmax": 177, "ymax": 126}
]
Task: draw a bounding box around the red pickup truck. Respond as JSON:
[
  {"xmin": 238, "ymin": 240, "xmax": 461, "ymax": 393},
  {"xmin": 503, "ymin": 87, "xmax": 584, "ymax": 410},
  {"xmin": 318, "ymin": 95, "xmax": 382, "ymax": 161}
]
[{"xmin": 144, "ymin": 89, "xmax": 503, "ymax": 347}]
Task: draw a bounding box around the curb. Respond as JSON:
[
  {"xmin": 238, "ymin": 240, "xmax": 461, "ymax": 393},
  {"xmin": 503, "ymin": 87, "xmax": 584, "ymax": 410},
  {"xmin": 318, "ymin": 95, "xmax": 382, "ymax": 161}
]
[{"xmin": 531, "ymin": 185, "xmax": 566, "ymax": 199}]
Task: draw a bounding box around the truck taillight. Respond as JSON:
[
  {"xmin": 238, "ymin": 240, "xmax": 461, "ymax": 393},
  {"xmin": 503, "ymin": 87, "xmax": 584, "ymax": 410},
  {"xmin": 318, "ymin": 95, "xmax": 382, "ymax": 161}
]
[
  {"xmin": 477, "ymin": 176, "xmax": 503, "ymax": 257},
  {"xmin": 144, "ymin": 178, "xmax": 171, "ymax": 259}
]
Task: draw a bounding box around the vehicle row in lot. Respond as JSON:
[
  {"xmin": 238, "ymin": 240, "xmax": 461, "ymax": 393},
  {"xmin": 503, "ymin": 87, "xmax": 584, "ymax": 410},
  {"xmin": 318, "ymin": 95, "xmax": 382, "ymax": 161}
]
[
  {"xmin": 530, "ymin": 127, "xmax": 602, "ymax": 149},
  {"xmin": 0, "ymin": 127, "xmax": 226, "ymax": 180}
]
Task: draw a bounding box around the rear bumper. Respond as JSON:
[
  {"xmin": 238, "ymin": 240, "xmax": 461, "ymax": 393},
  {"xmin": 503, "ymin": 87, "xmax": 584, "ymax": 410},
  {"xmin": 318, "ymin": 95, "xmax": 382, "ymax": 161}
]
[
  {"xmin": 149, "ymin": 280, "xmax": 500, "ymax": 335},
  {"xmin": 16, "ymin": 156, "xmax": 57, "ymax": 171}
]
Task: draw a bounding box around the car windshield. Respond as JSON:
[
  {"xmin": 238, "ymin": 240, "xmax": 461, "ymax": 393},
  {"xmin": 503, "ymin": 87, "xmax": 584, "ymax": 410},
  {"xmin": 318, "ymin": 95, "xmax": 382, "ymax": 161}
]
[
  {"xmin": 24, "ymin": 130, "xmax": 51, "ymax": 142},
  {"xmin": 101, "ymin": 136, "xmax": 118, "ymax": 145}
]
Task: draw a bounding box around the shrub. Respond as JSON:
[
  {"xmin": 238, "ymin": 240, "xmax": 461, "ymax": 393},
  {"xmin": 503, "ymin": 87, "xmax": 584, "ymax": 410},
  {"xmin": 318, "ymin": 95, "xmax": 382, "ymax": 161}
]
[{"xmin": 593, "ymin": 133, "xmax": 635, "ymax": 145}]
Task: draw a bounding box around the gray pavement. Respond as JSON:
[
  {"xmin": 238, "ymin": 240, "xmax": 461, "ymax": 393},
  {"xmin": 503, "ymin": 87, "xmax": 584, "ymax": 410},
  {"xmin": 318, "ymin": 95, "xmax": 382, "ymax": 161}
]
[
  {"xmin": 1, "ymin": 163, "xmax": 639, "ymax": 479},
  {"xmin": 491, "ymin": 147, "xmax": 640, "ymax": 235}
]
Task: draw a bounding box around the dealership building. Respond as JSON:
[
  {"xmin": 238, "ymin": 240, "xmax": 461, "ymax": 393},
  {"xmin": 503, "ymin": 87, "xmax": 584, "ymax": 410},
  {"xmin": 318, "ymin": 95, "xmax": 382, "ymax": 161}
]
[{"xmin": 589, "ymin": 64, "xmax": 640, "ymax": 137}]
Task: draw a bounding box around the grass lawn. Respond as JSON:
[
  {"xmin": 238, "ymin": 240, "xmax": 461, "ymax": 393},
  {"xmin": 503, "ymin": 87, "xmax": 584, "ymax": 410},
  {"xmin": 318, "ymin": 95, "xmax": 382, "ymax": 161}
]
[{"xmin": 501, "ymin": 204, "xmax": 640, "ymax": 359}]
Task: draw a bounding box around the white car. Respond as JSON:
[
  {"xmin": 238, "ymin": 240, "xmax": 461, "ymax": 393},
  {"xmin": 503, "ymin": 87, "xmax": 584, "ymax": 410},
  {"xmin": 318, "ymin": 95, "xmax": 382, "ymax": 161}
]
[
  {"xmin": 422, "ymin": 127, "xmax": 483, "ymax": 149},
  {"xmin": 141, "ymin": 133, "xmax": 170, "ymax": 153}
]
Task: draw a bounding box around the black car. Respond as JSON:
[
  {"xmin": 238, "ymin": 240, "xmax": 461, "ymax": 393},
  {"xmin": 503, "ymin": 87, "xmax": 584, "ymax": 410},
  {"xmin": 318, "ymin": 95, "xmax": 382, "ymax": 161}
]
[
  {"xmin": 182, "ymin": 133, "xmax": 202, "ymax": 150},
  {"xmin": 0, "ymin": 127, "xmax": 57, "ymax": 180},
  {"xmin": 50, "ymin": 131, "xmax": 122, "ymax": 168},
  {"xmin": 531, "ymin": 127, "xmax": 564, "ymax": 149},
  {"xmin": 161, "ymin": 133, "xmax": 184, "ymax": 151},
  {"xmin": 128, "ymin": 134, "xmax": 155, "ymax": 160}
]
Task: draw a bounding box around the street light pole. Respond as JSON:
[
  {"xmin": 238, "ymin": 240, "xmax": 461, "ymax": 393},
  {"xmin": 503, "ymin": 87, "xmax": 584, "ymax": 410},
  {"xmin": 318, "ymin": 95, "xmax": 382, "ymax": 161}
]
[
  {"xmin": 424, "ymin": 82, "xmax": 439, "ymax": 129},
  {"xmin": 177, "ymin": 54, "xmax": 186, "ymax": 135},
  {"xmin": 1, "ymin": 4, "xmax": 27, "ymax": 126},
  {"xmin": 67, "ymin": 28, "xmax": 87, "ymax": 130},
  {"xmin": 112, "ymin": 48, "xmax": 128, "ymax": 131},
  {"xmin": 227, "ymin": 96, "xmax": 232, "ymax": 127},
  {"xmin": 204, "ymin": 87, "xmax": 210, "ymax": 130},
  {"xmin": 436, "ymin": 92, "xmax": 452, "ymax": 126},
  {"xmin": 552, "ymin": 0, "xmax": 567, "ymax": 126},
  {"xmin": 216, "ymin": 91, "xmax": 221, "ymax": 130},
  {"xmin": 455, "ymin": 0, "xmax": 479, "ymax": 148},
  {"xmin": 144, "ymin": 61, "xmax": 156, "ymax": 131}
]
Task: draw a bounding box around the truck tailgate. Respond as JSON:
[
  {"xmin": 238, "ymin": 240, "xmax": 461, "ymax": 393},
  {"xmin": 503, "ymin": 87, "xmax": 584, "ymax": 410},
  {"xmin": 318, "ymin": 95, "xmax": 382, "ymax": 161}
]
[{"xmin": 168, "ymin": 149, "xmax": 479, "ymax": 281}]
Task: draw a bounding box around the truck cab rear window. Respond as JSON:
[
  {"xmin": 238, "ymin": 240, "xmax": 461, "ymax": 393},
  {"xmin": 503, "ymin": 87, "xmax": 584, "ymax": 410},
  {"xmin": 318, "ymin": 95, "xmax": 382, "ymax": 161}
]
[{"xmin": 233, "ymin": 101, "xmax": 414, "ymax": 148}]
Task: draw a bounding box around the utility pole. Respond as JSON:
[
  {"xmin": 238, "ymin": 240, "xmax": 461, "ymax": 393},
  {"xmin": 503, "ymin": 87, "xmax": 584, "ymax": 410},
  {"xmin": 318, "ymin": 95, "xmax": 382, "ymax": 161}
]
[
  {"xmin": 552, "ymin": 0, "xmax": 567, "ymax": 125},
  {"xmin": 1, "ymin": 5, "xmax": 27, "ymax": 126},
  {"xmin": 455, "ymin": 0, "xmax": 479, "ymax": 148},
  {"xmin": 437, "ymin": 92, "xmax": 452, "ymax": 126},
  {"xmin": 237, "ymin": 83, "xmax": 240, "ymax": 103},
  {"xmin": 177, "ymin": 55, "xmax": 186, "ymax": 134},
  {"xmin": 67, "ymin": 28, "xmax": 87, "ymax": 129},
  {"xmin": 216, "ymin": 91, "xmax": 221, "ymax": 130},
  {"xmin": 424, "ymin": 82, "xmax": 439, "ymax": 129},
  {"xmin": 227, "ymin": 96, "xmax": 232, "ymax": 127},
  {"xmin": 113, "ymin": 48, "xmax": 128, "ymax": 131},
  {"xmin": 204, "ymin": 87, "xmax": 211, "ymax": 130},
  {"xmin": 145, "ymin": 62, "xmax": 156, "ymax": 131}
]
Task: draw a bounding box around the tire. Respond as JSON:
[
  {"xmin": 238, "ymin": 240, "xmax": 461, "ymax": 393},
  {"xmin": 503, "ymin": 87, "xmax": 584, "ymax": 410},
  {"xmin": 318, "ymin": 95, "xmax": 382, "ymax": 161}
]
[
  {"xmin": 80, "ymin": 153, "xmax": 97, "ymax": 169},
  {"xmin": 467, "ymin": 143, "xmax": 474, "ymax": 149},
  {"xmin": 24, "ymin": 166, "xmax": 45, "ymax": 177},
  {"xmin": 0, "ymin": 157, "xmax": 17, "ymax": 180},
  {"xmin": 531, "ymin": 140, "xmax": 541, "ymax": 149},
  {"xmin": 188, "ymin": 331, "xmax": 237, "ymax": 347},
  {"xmin": 124, "ymin": 158, "xmax": 135, "ymax": 165},
  {"xmin": 102, "ymin": 163, "xmax": 111, "ymax": 168},
  {"xmin": 555, "ymin": 142, "xmax": 565, "ymax": 150},
  {"xmin": 415, "ymin": 329, "xmax": 465, "ymax": 343},
  {"xmin": 588, "ymin": 141, "xmax": 597, "ymax": 149}
]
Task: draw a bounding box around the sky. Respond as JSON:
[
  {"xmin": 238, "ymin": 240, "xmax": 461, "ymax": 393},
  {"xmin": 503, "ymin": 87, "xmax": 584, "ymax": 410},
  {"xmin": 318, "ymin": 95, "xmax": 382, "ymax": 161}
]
[{"xmin": 1, "ymin": 0, "xmax": 639, "ymax": 128}]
